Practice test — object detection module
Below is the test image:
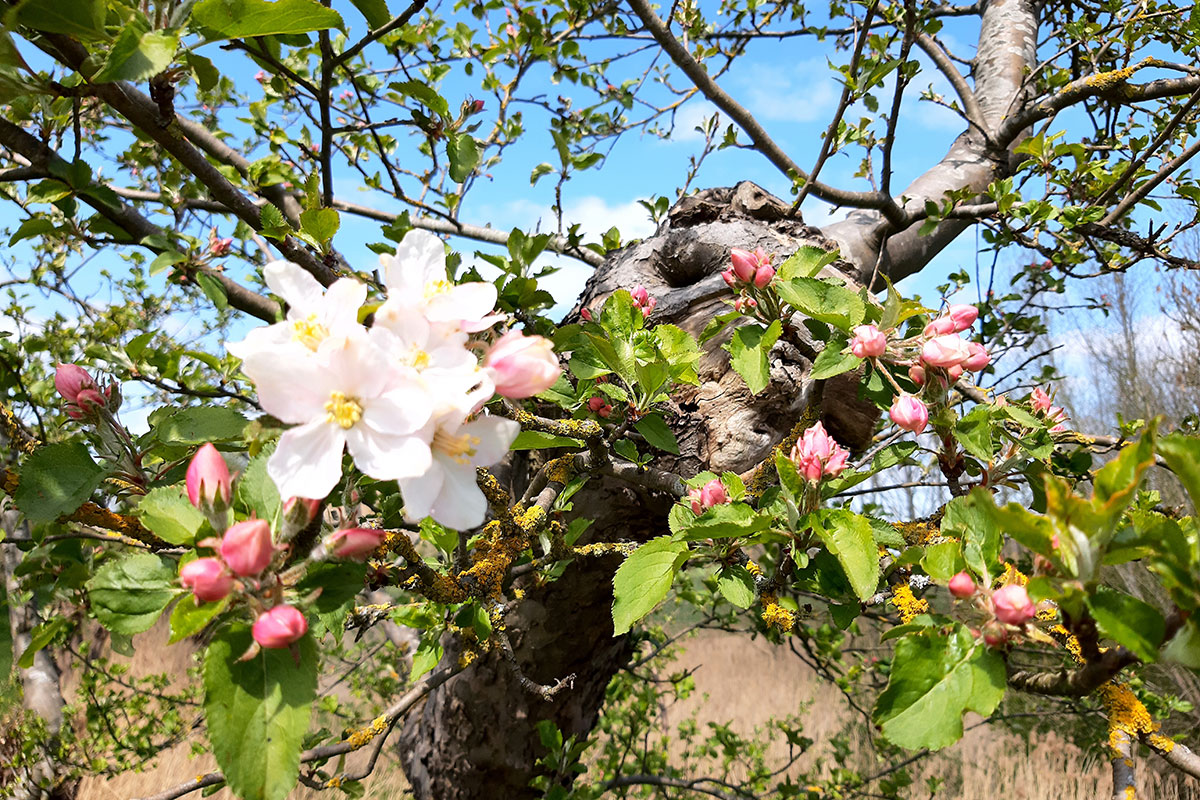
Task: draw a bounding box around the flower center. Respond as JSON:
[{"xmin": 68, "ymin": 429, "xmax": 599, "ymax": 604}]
[
  {"xmin": 292, "ymin": 314, "xmax": 329, "ymax": 351},
  {"xmin": 325, "ymin": 391, "xmax": 363, "ymax": 429},
  {"xmin": 423, "ymin": 279, "xmax": 453, "ymax": 301},
  {"xmin": 400, "ymin": 344, "xmax": 431, "ymax": 371},
  {"xmin": 433, "ymin": 428, "xmax": 480, "ymax": 464}
]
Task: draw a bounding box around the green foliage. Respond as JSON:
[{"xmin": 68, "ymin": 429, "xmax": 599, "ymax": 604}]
[
  {"xmin": 14, "ymin": 441, "xmax": 106, "ymax": 524},
  {"xmin": 726, "ymin": 321, "xmax": 781, "ymax": 395},
  {"xmin": 136, "ymin": 486, "xmax": 206, "ymax": 545},
  {"xmin": 205, "ymin": 626, "xmax": 318, "ymax": 800},
  {"xmin": 86, "ymin": 553, "xmax": 178, "ymax": 635},
  {"xmin": 611, "ymin": 537, "xmax": 689, "ymax": 636},
  {"xmin": 192, "ymin": 0, "xmax": 344, "ymax": 39}
]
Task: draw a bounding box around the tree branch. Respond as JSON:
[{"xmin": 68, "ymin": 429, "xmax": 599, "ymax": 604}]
[
  {"xmin": 1006, "ymin": 646, "xmax": 1137, "ymax": 696},
  {"xmin": 915, "ymin": 32, "xmax": 987, "ymax": 135}
]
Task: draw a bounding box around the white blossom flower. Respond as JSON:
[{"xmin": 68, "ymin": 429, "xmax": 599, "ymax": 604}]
[
  {"xmin": 370, "ymin": 314, "xmax": 494, "ymax": 414},
  {"xmin": 227, "ymin": 260, "xmax": 366, "ymax": 360},
  {"xmin": 244, "ymin": 329, "xmax": 434, "ymax": 500},
  {"xmin": 378, "ymin": 230, "xmax": 502, "ymax": 337},
  {"xmin": 398, "ymin": 409, "xmax": 520, "ymax": 530}
]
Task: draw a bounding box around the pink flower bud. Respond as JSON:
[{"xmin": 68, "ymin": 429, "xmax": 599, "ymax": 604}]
[
  {"xmin": 908, "ymin": 365, "xmax": 926, "ymax": 386},
  {"xmin": 1030, "ymin": 387, "xmax": 1052, "ymax": 413},
  {"xmin": 209, "ymin": 236, "xmax": 233, "ymax": 257},
  {"xmin": 982, "ymin": 620, "xmax": 1009, "ymax": 648},
  {"xmin": 630, "ymin": 285, "xmax": 650, "ymax": 306},
  {"xmin": 1047, "ymin": 406, "xmax": 1068, "ymax": 433},
  {"xmin": 74, "ymin": 388, "xmax": 107, "ymax": 412},
  {"xmin": 753, "ymin": 265, "xmax": 775, "ymax": 288},
  {"xmin": 180, "ymin": 557, "xmax": 233, "ymax": 603},
  {"xmin": 923, "ymin": 316, "xmax": 958, "ymax": 337},
  {"xmin": 587, "ymin": 396, "xmax": 613, "ymax": 418},
  {"xmin": 948, "ymin": 571, "xmax": 976, "ymax": 599},
  {"xmin": 328, "ymin": 527, "xmax": 388, "ymax": 560},
  {"xmin": 283, "ymin": 496, "xmax": 321, "ymax": 527},
  {"xmin": 849, "ymin": 324, "xmax": 887, "ymax": 359},
  {"xmin": 729, "ymin": 248, "xmax": 759, "ymax": 282},
  {"xmin": 483, "ymin": 330, "xmax": 562, "ymax": 399},
  {"xmin": 721, "ymin": 269, "xmax": 737, "ymax": 288},
  {"xmin": 254, "ymin": 70, "xmax": 266, "ymax": 83},
  {"xmin": 219, "ymin": 519, "xmax": 275, "ymax": 577},
  {"xmin": 921, "ymin": 335, "xmax": 971, "ymax": 368},
  {"xmin": 688, "ymin": 478, "xmax": 729, "ymax": 515},
  {"xmin": 946, "ymin": 304, "xmax": 978, "ymax": 332},
  {"xmin": 961, "ymin": 341, "xmax": 990, "ymax": 372},
  {"xmin": 579, "ymin": 307, "xmax": 593, "ymax": 322},
  {"xmin": 992, "ymin": 583, "xmax": 1036, "ymax": 626},
  {"xmin": 733, "ymin": 297, "xmax": 758, "ymax": 313},
  {"xmin": 946, "ymin": 364, "xmax": 964, "ymax": 381},
  {"xmin": 472, "ymin": 99, "xmax": 485, "ymax": 113},
  {"xmin": 252, "ymin": 605, "xmax": 308, "ymax": 649},
  {"xmin": 186, "ymin": 443, "xmax": 232, "ymax": 510},
  {"xmin": 888, "ymin": 394, "xmax": 929, "ymax": 433},
  {"xmin": 788, "ymin": 421, "xmax": 850, "ymax": 482},
  {"xmin": 54, "ymin": 363, "xmax": 96, "ymax": 405}
]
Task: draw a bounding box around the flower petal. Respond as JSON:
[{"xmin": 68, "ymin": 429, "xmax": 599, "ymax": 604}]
[
  {"xmin": 268, "ymin": 421, "xmax": 345, "ymax": 500},
  {"xmin": 385, "ymin": 229, "xmax": 446, "ymax": 290},
  {"xmin": 425, "ymin": 282, "xmax": 497, "ymax": 325},
  {"xmin": 238, "ymin": 351, "xmax": 333, "ymax": 423},
  {"xmin": 345, "ymin": 427, "xmax": 432, "ymax": 481},
  {"xmin": 265, "ymin": 260, "xmax": 325, "ymax": 311},
  {"xmin": 364, "ymin": 381, "xmax": 434, "ymax": 435},
  {"xmin": 463, "ymin": 415, "xmax": 520, "ymax": 466},
  {"xmin": 399, "ymin": 461, "xmax": 444, "ymax": 523},
  {"xmin": 428, "ymin": 456, "xmax": 488, "ymax": 530},
  {"xmin": 320, "ymin": 278, "xmax": 368, "ymax": 332}
]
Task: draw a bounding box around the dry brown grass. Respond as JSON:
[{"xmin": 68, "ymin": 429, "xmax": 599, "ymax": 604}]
[{"xmin": 68, "ymin": 626, "xmax": 1199, "ymax": 800}]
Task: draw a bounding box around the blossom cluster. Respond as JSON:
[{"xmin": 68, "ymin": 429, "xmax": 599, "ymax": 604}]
[
  {"xmin": 945, "ymin": 570, "xmax": 1038, "ymax": 648},
  {"xmin": 227, "ymin": 229, "xmax": 560, "ymax": 531}
]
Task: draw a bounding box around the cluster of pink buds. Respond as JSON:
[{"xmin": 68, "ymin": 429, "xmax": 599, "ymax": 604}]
[
  {"xmin": 208, "ymin": 231, "xmax": 233, "ymax": 257},
  {"xmin": 789, "ymin": 421, "xmax": 850, "ymax": 483},
  {"xmin": 482, "ymin": 330, "xmax": 562, "ymax": 399},
  {"xmin": 722, "ymin": 248, "xmax": 776, "ymax": 319},
  {"xmin": 587, "ymin": 395, "xmax": 613, "ymax": 418},
  {"xmin": 55, "ymin": 363, "xmax": 119, "ymax": 421},
  {"xmin": 1030, "ymin": 387, "xmax": 1069, "ymax": 432},
  {"xmin": 915, "ymin": 304, "xmax": 989, "ymax": 379},
  {"xmin": 688, "ymin": 478, "xmax": 729, "ymax": 515},
  {"xmin": 630, "ymin": 285, "xmax": 657, "ymax": 318},
  {"xmin": 946, "ymin": 571, "xmax": 1037, "ymax": 648}
]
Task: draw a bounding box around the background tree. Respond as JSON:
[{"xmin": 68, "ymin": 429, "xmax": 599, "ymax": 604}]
[{"xmin": 1, "ymin": 0, "xmax": 1199, "ymax": 799}]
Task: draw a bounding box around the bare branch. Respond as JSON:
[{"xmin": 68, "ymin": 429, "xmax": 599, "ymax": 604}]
[
  {"xmin": 915, "ymin": 33, "xmax": 987, "ymax": 135},
  {"xmin": 1143, "ymin": 734, "xmax": 1200, "ymax": 781},
  {"xmin": 1006, "ymin": 647, "xmax": 1138, "ymax": 696},
  {"xmin": 1110, "ymin": 729, "xmax": 1136, "ymax": 800}
]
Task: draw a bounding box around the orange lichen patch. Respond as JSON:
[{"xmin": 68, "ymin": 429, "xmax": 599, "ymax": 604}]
[
  {"xmin": 343, "ymin": 714, "xmax": 388, "ymax": 750},
  {"xmin": 890, "ymin": 584, "xmax": 928, "ymax": 623},
  {"xmin": 1100, "ymin": 682, "xmax": 1174, "ymax": 756},
  {"xmin": 997, "ymin": 562, "xmax": 1028, "ymax": 587},
  {"xmin": 893, "ymin": 519, "xmax": 939, "ymax": 546},
  {"xmin": 761, "ymin": 593, "xmax": 796, "ymax": 632}
]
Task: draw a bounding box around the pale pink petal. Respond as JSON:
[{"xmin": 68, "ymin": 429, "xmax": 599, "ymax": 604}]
[
  {"xmin": 363, "ymin": 382, "xmax": 434, "ymax": 435},
  {"xmin": 372, "ymin": 302, "xmax": 432, "ymax": 344},
  {"xmin": 319, "ymin": 278, "xmax": 368, "ymax": 332},
  {"xmin": 399, "ymin": 461, "xmax": 445, "ymax": 523},
  {"xmin": 385, "ymin": 229, "xmax": 447, "ymax": 289},
  {"xmin": 425, "ymin": 282, "xmax": 497, "ymax": 325},
  {"xmin": 265, "ymin": 260, "xmax": 324, "ymax": 311},
  {"xmin": 345, "ymin": 428, "xmax": 433, "ymax": 481},
  {"xmin": 238, "ymin": 352, "xmax": 333, "ymax": 423},
  {"xmin": 463, "ymin": 416, "xmax": 520, "ymax": 466},
  {"xmin": 226, "ymin": 324, "xmax": 301, "ymax": 362},
  {"xmin": 268, "ymin": 421, "xmax": 346, "ymax": 500},
  {"xmin": 322, "ymin": 330, "xmax": 392, "ymax": 400},
  {"xmin": 428, "ymin": 457, "xmax": 488, "ymax": 530}
]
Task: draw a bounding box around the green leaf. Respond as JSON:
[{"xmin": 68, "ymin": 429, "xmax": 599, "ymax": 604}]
[
  {"xmin": 186, "ymin": 52, "xmax": 220, "ymax": 91},
  {"xmin": 511, "ymin": 430, "xmax": 583, "ymax": 450},
  {"xmin": 955, "ymin": 405, "xmax": 994, "ymax": 461},
  {"xmin": 8, "ymin": 0, "xmax": 107, "ymax": 40},
  {"xmin": 149, "ymin": 250, "xmax": 187, "ymax": 276},
  {"xmin": 814, "ymin": 509, "xmax": 879, "ymax": 601},
  {"xmin": 921, "ymin": 540, "xmax": 966, "ymax": 582},
  {"xmin": 809, "ymin": 340, "xmax": 861, "ymax": 380},
  {"xmin": 410, "ymin": 632, "xmax": 443, "ymax": 680},
  {"xmin": 236, "ymin": 447, "xmax": 283, "ymax": 528},
  {"xmin": 298, "ymin": 562, "xmax": 367, "ymax": 643},
  {"xmin": 87, "ymin": 553, "xmax": 178, "ymax": 635},
  {"xmin": 611, "ymin": 537, "xmax": 689, "ymax": 635},
  {"xmin": 137, "ymin": 486, "xmax": 207, "ymax": 545},
  {"xmin": 774, "ymin": 277, "xmax": 865, "ymax": 331},
  {"xmin": 299, "ymin": 207, "xmax": 339, "ymax": 244},
  {"xmin": 8, "ymin": 217, "xmax": 56, "ymax": 246},
  {"xmin": 193, "ymin": 0, "xmax": 344, "ymax": 39},
  {"xmin": 389, "ymin": 79, "xmax": 450, "ymax": 116},
  {"xmin": 634, "ymin": 414, "xmax": 679, "ymax": 455},
  {"xmin": 1157, "ymin": 434, "xmax": 1200, "ymax": 512},
  {"xmin": 95, "ymin": 26, "xmax": 179, "ymax": 83},
  {"xmin": 14, "ymin": 441, "xmax": 106, "ymax": 525},
  {"xmin": 447, "ymin": 134, "xmax": 481, "ymax": 184},
  {"xmin": 205, "ymin": 625, "xmax": 318, "ymax": 800},
  {"xmin": 1163, "ymin": 619, "xmax": 1200, "ymax": 670},
  {"xmin": 675, "ymin": 503, "xmax": 773, "ymax": 541},
  {"xmin": 873, "ymin": 626, "xmax": 1006, "ymax": 750},
  {"xmin": 169, "ymin": 595, "xmax": 229, "ymax": 644},
  {"xmin": 726, "ymin": 320, "xmax": 781, "ymax": 395},
  {"xmin": 716, "ymin": 565, "xmax": 756, "ymax": 609},
  {"xmin": 17, "ymin": 617, "xmax": 68, "ymax": 669},
  {"xmin": 776, "ymin": 245, "xmax": 838, "ymax": 280},
  {"xmin": 195, "ymin": 271, "xmax": 229, "ymax": 311},
  {"xmin": 348, "ymin": 0, "xmax": 390, "ymax": 28},
  {"xmin": 259, "ymin": 203, "xmax": 292, "ymax": 239},
  {"xmin": 1085, "ymin": 588, "xmax": 1165, "ymax": 663},
  {"xmin": 942, "ymin": 490, "xmax": 1000, "ymax": 583},
  {"xmin": 153, "ymin": 406, "xmax": 249, "ymax": 444}
]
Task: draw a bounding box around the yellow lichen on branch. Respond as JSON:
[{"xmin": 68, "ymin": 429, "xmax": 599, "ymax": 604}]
[
  {"xmin": 1100, "ymin": 682, "xmax": 1175, "ymax": 756},
  {"xmin": 761, "ymin": 592, "xmax": 796, "ymax": 631},
  {"xmin": 890, "ymin": 584, "xmax": 928, "ymax": 623}
]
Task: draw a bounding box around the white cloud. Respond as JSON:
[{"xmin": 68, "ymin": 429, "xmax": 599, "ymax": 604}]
[
  {"xmin": 669, "ymin": 100, "xmax": 723, "ymax": 143},
  {"xmin": 737, "ymin": 59, "xmax": 839, "ymax": 124}
]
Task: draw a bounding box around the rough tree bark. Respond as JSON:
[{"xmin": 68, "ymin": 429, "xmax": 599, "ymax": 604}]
[{"xmin": 396, "ymin": 181, "xmax": 879, "ymax": 799}]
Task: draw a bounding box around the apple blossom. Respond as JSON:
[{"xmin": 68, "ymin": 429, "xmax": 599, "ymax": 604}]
[
  {"xmin": 378, "ymin": 229, "xmax": 501, "ymax": 336},
  {"xmin": 721, "ymin": 268, "xmax": 737, "ymax": 288},
  {"xmin": 923, "ymin": 316, "xmax": 958, "ymax": 337},
  {"xmin": 1046, "ymin": 406, "xmax": 1069, "ymax": 432},
  {"xmin": 962, "ymin": 341, "xmax": 990, "ymax": 372},
  {"xmin": 186, "ymin": 443, "xmax": 232, "ymax": 510},
  {"xmin": 921, "ymin": 335, "xmax": 971, "ymax": 368},
  {"xmin": 982, "ymin": 621, "xmax": 1009, "ymax": 648},
  {"xmin": 730, "ymin": 247, "xmax": 768, "ymax": 282},
  {"xmin": 908, "ymin": 365, "xmax": 926, "ymax": 386},
  {"xmin": 399, "ymin": 410, "xmax": 520, "ymax": 530},
  {"xmin": 54, "ymin": 363, "xmax": 95, "ymax": 404},
  {"xmin": 948, "ymin": 571, "xmax": 976, "ymax": 599},
  {"xmin": 753, "ymin": 265, "xmax": 775, "ymax": 288},
  {"xmin": 631, "ymin": 285, "xmax": 656, "ymax": 318},
  {"xmin": 688, "ymin": 479, "xmax": 729, "ymax": 515},
  {"xmin": 328, "ymin": 527, "xmax": 388, "ymax": 560},
  {"xmin": 252, "ymin": 605, "xmax": 308, "ymax": 649},
  {"xmin": 1031, "ymin": 387, "xmax": 1052, "ymax": 413},
  {"xmin": 992, "ymin": 584, "xmax": 1036, "ymax": 625},
  {"xmin": 889, "ymin": 394, "xmax": 929, "ymax": 433},
  {"xmin": 946, "ymin": 304, "xmax": 979, "ymax": 331},
  {"xmin": 283, "ymin": 496, "xmax": 322, "ymax": 528},
  {"xmin": 180, "ymin": 558, "xmax": 233, "ymax": 603},
  {"xmin": 226, "ymin": 260, "xmax": 366, "ymax": 360},
  {"xmin": 849, "ymin": 325, "xmax": 887, "ymax": 358},
  {"xmin": 241, "ymin": 329, "xmax": 436, "ymax": 501},
  {"xmin": 483, "ymin": 330, "xmax": 562, "ymax": 399},
  {"xmin": 587, "ymin": 396, "xmax": 613, "ymax": 418},
  {"xmin": 220, "ymin": 519, "xmax": 275, "ymax": 577},
  {"xmin": 789, "ymin": 421, "xmax": 850, "ymax": 482}
]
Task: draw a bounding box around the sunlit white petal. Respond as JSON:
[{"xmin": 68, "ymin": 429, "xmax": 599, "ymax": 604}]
[{"xmin": 269, "ymin": 421, "xmax": 346, "ymax": 499}]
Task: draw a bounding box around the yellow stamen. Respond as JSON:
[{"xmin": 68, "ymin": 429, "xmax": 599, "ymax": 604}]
[
  {"xmin": 433, "ymin": 428, "xmax": 480, "ymax": 464},
  {"xmin": 423, "ymin": 279, "xmax": 453, "ymax": 301},
  {"xmin": 401, "ymin": 345, "xmax": 431, "ymax": 370},
  {"xmin": 325, "ymin": 391, "xmax": 363, "ymax": 429},
  {"xmin": 291, "ymin": 314, "xmax": 329, "ymax": 351}
]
